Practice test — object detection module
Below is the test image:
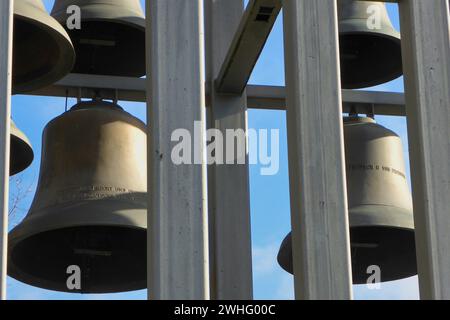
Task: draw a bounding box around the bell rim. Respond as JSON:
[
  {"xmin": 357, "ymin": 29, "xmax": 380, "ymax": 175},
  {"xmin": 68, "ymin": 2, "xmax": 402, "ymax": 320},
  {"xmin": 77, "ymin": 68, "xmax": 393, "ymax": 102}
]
[
  {"xmin": 349, "ymin": 225, "xmax": 416, "ymax": 284},
  {"xmin": 277, "ymin": 221, "xmax": 417, "ymax": 284},
  {"xmin": 53, "ymin": 18, "xmax": 145, "ymax": 77},
  {"xmin": 339, "ymin": 17, "xmax": 401, "ymax": 40},
  {"xmin": 8, "ymin": 270, "xmax": 146, "ymax": 294},
  {"xmin": 50, "ymin": 2, "xmax": 146, "ymax": 77},
  {"xmin": 8, "ymin": 226, "xmax": 147, "ymax": 294},
  {"xmin": 8, "ymin": 200, "xmax": 147, "ymax": 293},
  {"xmin": 8, "ymin": 227, "xmax": 147, "ymax": 294},
  {"xmin": 10, "ymin": 133, "xmax": 34, "ymax": 176},
  {"xmin": 339, "ymin": 23, "xmax": 403, "ymax": 89},
  {"xmin": 9, "ymin": 199, "xmax": 148, "ymax": 243},
  {"xmin": 10, "ymin": 119, "xmax": 34, "ymax": 175},
  {"xmin": 13, "ymin": 4, "xmax": 76, "ymax": 94}
]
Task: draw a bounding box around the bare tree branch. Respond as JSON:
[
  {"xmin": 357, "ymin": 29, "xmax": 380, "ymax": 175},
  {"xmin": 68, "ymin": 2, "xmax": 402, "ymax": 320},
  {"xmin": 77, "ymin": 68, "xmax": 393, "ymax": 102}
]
[{"xmin": 9, "ymin": 174, "xmax": 34, "ymax": 219}]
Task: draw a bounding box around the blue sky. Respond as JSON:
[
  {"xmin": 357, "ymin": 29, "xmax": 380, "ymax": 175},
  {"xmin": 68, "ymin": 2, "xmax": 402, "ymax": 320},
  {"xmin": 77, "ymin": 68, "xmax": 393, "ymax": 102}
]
[{"xmin": 7, "ymin": 1, "xmax": 419, "ymax": 300}]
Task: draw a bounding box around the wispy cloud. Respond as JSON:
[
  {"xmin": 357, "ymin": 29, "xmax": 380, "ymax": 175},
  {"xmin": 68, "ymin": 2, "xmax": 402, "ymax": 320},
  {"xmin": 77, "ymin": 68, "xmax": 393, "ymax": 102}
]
[
  {"xmin": 252, "ymin": 242, "xmax": 294, "ymax": 300},
  {"xmin": 275, "ymin": 274, "xmax": 294, "ymax": 300},
  {"xmin": 253, "ymin": 243, "xmax": 280, "ymax": 277}
]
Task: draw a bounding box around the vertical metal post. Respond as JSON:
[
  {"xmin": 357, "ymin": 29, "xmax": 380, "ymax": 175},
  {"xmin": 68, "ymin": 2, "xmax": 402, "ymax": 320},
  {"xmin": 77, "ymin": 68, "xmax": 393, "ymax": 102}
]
[
  {"xmin": 399, "ymin": 0, "xmax": 450, "ymax": 300},
  {"xmin": 282, "ymin": 0, "xmax": 352, "ymax": 299},
  {"xmin": 205, "ymin": 0, "xmax": 253, "ymax": 300},
  {"xmin": 0, "ymin": 0, "xmax": 13, "ymax": 301},
  {"xmin": 145, "ymin": 0, "xmax": 210, "ymax": 299}
]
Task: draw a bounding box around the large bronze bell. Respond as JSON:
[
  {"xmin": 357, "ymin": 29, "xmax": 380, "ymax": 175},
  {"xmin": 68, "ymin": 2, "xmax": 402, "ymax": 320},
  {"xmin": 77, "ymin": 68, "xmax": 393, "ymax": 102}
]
[
  {"xmin": 51, "ymin": 0, "xmax": 146, "ymax": 77},
  {"xmin": 13, "ymin": 0, "xmax": 75, "ymax": 93},
  {"xmin": 278, "ymin": 117, "xmax": 416, "ymax": 284},
  {"xmin": 338, "ymin": 0, "xmax": 403, "ymax": 89},
  {"xmin": 10, "ymin": 120, "xmax": 34, "ymax": 176},
  {"xmin": 8, "ymin": 101, "xmax": 147, "ymax": 293}
]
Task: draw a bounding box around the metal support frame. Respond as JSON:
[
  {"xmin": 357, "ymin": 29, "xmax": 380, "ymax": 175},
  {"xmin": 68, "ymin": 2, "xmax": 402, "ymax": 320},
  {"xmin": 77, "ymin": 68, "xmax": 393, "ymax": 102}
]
[
  {"xmin": 215, "ymin": 0, "xmax": 282, "ymax": 94},
  {"xmin": 27, "ymin": 74, "xmax": 407, "ymax": 116},
  {"xmin": 206, "ymin": 0, "xmax": 253, "ymax": 300},
  {"xmin": 282, "ymin": 0, "xmax": 352, "ymax": 300},
  {"xmin": 0, "ymin": 0, "xmax": 13, "ymax": 301},
  {"xmin": 245, "ymin": 85, "xmax": 406, "ymax": 115},
  {"xmin": 399, "ymin": 0, "xmax": 450, "ymax": 300},
  {"xmin": 146, "ymin": 0, "xmax": 210, "ymax": 299},
  {"xmin": 0, "ymin": 0, "xmax": 448, "ymax": 301}
]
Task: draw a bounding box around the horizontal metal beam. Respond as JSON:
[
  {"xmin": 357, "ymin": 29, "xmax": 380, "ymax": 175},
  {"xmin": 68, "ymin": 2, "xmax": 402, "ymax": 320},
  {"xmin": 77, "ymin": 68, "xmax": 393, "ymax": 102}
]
[
  {"xmin": 23, "ymin": 74, "xmax": 406, "ymax": 116},
  {"xmin": 246, "ymin": 86, "xmax": 406, "ymax": 116},
  {"xmin": 215, "ymin": 0, "xmax": 282, "ymax": 94},
  {"xmin": 28, "ymin": 73, "xmax": 146, "ymax": 102}
]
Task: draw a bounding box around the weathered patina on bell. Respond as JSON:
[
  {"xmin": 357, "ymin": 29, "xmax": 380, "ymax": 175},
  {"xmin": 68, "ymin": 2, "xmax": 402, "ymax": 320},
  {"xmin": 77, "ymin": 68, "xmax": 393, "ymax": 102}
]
[
  {"xmin": 13, "ymin": 0, "xmax": 75, "ymax": 93},
  {"xmin": 10, "ymin": 120, "xmax": 34, "ymax": 176},
  {"xmin": 51, "ymin": 0, "xmax": 146, "ymax": 76},
  {"xmin": 8, "ymin": 101, "xmax": 147, "ymax": 293},
  {"xmin": 278, "ymin": 117, "xmax": 416, "ymax": 284},
  {"xmin": 338, "ymin": 0, "xmax": 403, "ymax": 89}
]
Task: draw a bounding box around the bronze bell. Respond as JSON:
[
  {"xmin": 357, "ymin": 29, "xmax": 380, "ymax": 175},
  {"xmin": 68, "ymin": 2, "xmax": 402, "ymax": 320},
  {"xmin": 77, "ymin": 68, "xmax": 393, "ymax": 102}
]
[
  {"xmin": 8, "ymin": 101, "xmax": 147, "ymax": 293},
  {"xmin": 278, "ymin": 117, "xmax": 416, "ymax": 284},
  {"xmin": 338, "ymin": 0, "xmax": 403, "ymax": 89},
  {"xmin": 10, "ymin": 120, "xmax": 34, "ymax": 176},
  {"xmin": 13, "ymin": 0, "xmax": 75, "ymax": 93},
  {"xmin": 51, "ymin": 0, "xmax": 146, "ymax": 77}
]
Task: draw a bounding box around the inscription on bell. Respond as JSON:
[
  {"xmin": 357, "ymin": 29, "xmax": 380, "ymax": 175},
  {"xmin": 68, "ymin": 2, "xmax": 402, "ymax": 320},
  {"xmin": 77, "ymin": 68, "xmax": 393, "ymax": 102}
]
[
  {"xmin": 347, "ymin": 163, "xmax": 407, "ymax": 180},
  {"xmin": 55, "ymin": 186, "xmax": 144, "ymax": 204}
]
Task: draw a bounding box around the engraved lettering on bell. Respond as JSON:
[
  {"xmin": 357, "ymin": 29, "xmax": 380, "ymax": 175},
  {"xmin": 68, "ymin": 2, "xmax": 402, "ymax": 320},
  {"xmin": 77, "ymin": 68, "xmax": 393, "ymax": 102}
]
[
  {"xmin": 347, "ymin": 163, "xmax": 407, "ymax": 180},
  {"xmin": 54, "ymin": 186, "xmax": 146, "ymax": 205}
]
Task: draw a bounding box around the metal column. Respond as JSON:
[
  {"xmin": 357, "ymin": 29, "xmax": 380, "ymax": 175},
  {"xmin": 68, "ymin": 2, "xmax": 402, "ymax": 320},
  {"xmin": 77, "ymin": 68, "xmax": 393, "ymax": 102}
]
[
  {"xmin": 399, "ymin": 0, "xmax": 450, "ymax": 300},
  {"xmin": 282, "ymin": 0, "xmax": 353, "ymax": 299},
  {"xmin": 205, "ymin": 0, "xmax": 253, "ymax": 299},
  {"xmin": 145, "ymin": 0, "xmax": 210, "ymax": 299},
  {"xmin": 0, "ymin": 0, "xmax": 13, "ymax": 301}
]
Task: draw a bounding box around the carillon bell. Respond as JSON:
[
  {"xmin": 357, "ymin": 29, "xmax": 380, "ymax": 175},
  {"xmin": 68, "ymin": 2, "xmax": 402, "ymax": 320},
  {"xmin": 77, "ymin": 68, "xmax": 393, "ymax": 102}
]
[
  {"xmin": 13, "ymin": 0, "xmax": 75, "ymax": 93},
  {"xmin": 51, "ymin": 0, "xmax": 146, "ymax": 76},
  {"xmin": 278, "ymin": 117, "xmax": 416, "ymax": 284},
  {"xmin": 338, "ymin": 0, "xmax": 403, "ymax": 89},
  {"xmin": 8, "ymin": 101, "xmax": 147, "ymax": 293},
  {"xmin": 10, "ymin": 120, "xmax": 34, "ymax": 176}
]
